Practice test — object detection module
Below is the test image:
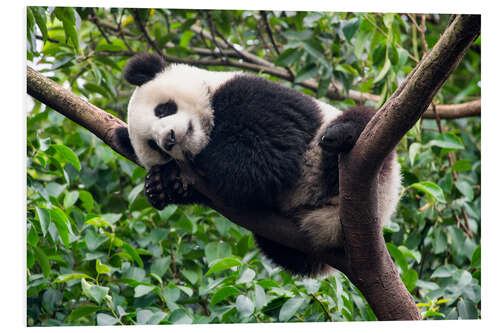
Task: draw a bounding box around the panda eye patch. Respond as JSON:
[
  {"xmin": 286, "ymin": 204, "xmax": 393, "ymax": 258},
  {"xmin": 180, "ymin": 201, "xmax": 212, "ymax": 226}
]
[{"xmin": 154, "ymin": 100, "xmax": 178, "ymax": 118}]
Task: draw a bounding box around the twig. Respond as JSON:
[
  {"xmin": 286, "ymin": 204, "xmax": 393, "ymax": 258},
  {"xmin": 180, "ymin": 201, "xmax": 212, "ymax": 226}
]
[
  {"xmin": 311, "ymin": 293, "xmax": 333, "ymax": 321},
  {"xmin": 131, "ymin": 9, "xmax": 164, "ymax": 56},
  {"xmin": 431, "ymin": 104, "xmax": 474, "ymax": 238},
  {"xmin": 362, "ymin": 14, "xmax": 419, "ymax": 63},
  {"xmin": 259, "ymin": 11, "xmax": 295, "ymax": 80},
  {"xmin": 89, "ymin": 8, "xmax": 112, "ymax": 45}
]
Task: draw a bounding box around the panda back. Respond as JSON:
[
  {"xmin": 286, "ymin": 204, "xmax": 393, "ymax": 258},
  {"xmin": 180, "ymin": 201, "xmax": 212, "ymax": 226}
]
[{"xmin": 195, "ymin": 75, "xmax": 322, "ymax": 209}]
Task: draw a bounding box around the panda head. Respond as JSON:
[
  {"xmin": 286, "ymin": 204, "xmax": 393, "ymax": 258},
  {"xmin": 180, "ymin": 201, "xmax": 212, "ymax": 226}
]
[{"xmin": 123, "ymin": 54, "xmax": 215, "ymax": 169}]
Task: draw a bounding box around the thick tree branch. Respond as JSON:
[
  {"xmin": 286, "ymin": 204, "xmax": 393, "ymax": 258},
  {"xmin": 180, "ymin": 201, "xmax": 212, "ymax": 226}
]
[{"xmin": 338, "ymin": 14, "xmax": 480, "ymax": 321}]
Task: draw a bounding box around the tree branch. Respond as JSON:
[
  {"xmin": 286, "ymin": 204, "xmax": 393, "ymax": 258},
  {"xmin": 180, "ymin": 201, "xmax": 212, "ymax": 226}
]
[{"xmin": 338, "ymin": 14, "xmax": 480, "ymax": 321}]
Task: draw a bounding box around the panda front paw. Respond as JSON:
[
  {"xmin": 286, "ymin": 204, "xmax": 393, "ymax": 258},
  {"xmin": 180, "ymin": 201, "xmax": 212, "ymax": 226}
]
[
  {"xmin": 319, "ymin": 121, "xmax": 360, "ymax": 153},
  {"xmin": 144, "ymin": 163, "xmax": 189, "ymax": 210}
]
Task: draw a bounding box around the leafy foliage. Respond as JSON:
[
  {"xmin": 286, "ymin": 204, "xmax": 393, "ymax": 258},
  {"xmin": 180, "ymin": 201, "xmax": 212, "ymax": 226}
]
[{"xmin": 27, "ymin": 8, "xmax": 480, "ymax": 325}]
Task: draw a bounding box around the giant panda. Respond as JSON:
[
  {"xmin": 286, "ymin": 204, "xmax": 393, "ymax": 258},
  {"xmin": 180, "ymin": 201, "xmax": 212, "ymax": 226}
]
[{"xmin": 116, "ymin": 53, "xmax": 401, "ymax": 277}]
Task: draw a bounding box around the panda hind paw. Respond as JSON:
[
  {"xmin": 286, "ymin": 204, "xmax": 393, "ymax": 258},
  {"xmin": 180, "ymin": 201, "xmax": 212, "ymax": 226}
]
[{"xmin": 318, "ymin": 121, "xmax": 359, "ymax": 152}]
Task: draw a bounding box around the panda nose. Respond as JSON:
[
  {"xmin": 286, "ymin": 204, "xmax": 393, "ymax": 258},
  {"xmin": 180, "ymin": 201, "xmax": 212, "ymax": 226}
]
[{"xmin": 162, "ymin": 130, "xmax": 176, "ymax": 151}]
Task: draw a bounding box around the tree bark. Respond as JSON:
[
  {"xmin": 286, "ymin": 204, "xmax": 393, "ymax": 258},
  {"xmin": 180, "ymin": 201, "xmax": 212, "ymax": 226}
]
[
  {"xmin": 26, "ymin": 14, "xmax": 480, "ymax": 321},
  {"xmin": 338, "ymin": 14, "xmax": 480, "ymax": 320}
]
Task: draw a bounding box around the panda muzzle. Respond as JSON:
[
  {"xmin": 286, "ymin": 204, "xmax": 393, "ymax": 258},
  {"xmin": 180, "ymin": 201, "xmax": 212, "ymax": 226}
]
[{"xmin": 161, "ymin": 129, "xmax": 176, "ymax": 151}]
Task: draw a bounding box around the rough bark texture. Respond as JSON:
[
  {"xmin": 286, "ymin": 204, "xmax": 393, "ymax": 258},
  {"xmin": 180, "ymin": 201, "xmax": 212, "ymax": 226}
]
[
  {"xmin": 27, "ymin": 66, "xmax": 139, "ymax": 165},
  {"xmin": 26, "ymin": 14, "xmax": 480, "ymax": 321},
  {"xmin": 338, "ymin": 14, "xmax": 480, "ymax": 320}
]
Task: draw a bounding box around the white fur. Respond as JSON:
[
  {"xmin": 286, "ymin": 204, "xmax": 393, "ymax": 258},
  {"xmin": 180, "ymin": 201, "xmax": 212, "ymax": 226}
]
[{"xmin": 127, "ymin": 64, "xmax": 237, "ymax": 169}]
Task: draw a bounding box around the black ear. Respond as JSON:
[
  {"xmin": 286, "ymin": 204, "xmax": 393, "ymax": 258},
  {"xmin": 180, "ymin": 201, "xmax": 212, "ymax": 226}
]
[
  {"xmin": 113, "ymin": 126, "xmax": 139, "ymax": 165},
  {"xmin": 123, "ymin": 53, "xmax": 165, "ymax": 86}
]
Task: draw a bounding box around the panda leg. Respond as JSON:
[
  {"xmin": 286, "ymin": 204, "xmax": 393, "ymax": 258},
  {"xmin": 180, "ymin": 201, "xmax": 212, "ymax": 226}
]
[
  {"xmin": 144, "ymin": 160, "xmax": 210, "ymax": 210},
  {"xmin": 319, "ymin": 106, "xmax": 376, "ymax": 152},
  {"xmin": 253, "ymin": 234, "xmax": 332, "ymax": 277}
]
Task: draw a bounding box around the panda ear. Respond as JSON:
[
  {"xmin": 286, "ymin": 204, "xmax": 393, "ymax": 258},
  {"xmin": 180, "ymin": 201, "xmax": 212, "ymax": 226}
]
[{"xmin": 123, "ymin": 53, "xmax": 165, "ymax": 86}]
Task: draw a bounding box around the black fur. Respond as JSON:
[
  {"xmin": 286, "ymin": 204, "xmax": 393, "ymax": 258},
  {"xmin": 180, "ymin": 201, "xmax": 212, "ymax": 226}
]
[
  {"xmin": 144, "ymin": 161, "xmax": 210, "ymax": 209},
  {"xmin": 320, "ymin": 106, "xmax": 377, "ymax": 197},
  {"xmin": 194, "ymin": 74, "xmax": 322, "ymax": 209},
  {"xmin": 253, "ymin": 234, "xmax": 330, "ymax": 276},
  {"xmin": 113, "ymin": 126, "xmax": 138, "ymax": 162},
  {"xmin": 123, "ymin": 53, "xmax": 165, "ymax": 86}
]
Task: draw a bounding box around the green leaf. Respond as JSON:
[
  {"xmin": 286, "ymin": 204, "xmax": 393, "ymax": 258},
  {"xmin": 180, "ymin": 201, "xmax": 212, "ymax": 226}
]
[
  {"xmin": 432, "ymin": 227, "xmax": 448, "ymax": 254},
  {"xmin": 275, "ymin": 48, "xmax": 302, "ymax": 67},
  {"xmin": 122, "ymin": 242, "xmax": 144, "ymax": 268},
  {"xmin": 86, "ymin": 216, "xmax": 112, "ymax": 228},
  {"xmin": 96, "ymin": 259, "xmax": 111, "ymax": 274},
  {"xmin": 81, "ymin": 279, "xmax": 109, "ymax": 304},
  {"xmin": 138, "ymin": 310, "xmax": 167, "ymax": 325},
  {"xmin": 254, "ymin": 284, "xmax": 267, "ymax": 311},
  {"xmin": 236, "ymin": 268, "xmax": 256, "ymax": 284},
  {"xmin": 410, "ymin": 181, "xmax": 446, "ymax": 203},
  {"xmin": 211, "ymin": 286, "xmax": 240, "ymax": 305},
  {"xmin": 85, "ymin": 228, "xmax": 108, "ymax": 251},
  {"xmin": 96, "ymin": 313, "xmax": 119, "ymax": 326},
  {"xmin": 83, "ymin": 83, "xmax": 110, "ymax": 98},
  {"xmin": 470, "ymin": 245, "xmax": 481, "ymax": 268},
  {"xmin": 457, "ymin": 299, "xmax": 478, "ymax": 319},
  {"xmin": 180, "ymin": 266, "xmax": 200, "ymax": 285},
  {"xmin": 386, "ymin": 243, "xmax": 408, "ymax": 273},
  {"xmin": 401, "ymin": 269, "xmax": 418, "ymax": 292},
  {"xmin": 55, "ymin": 273, "xmax": 92, "ymax": 283},
  {"xmin": 27, "ymin": 225, "xmax": 39, "ymax": 247},
  {"xmin": 63, "ymin": 191, "xmax": 79, "ymax": 209},
  {"xmin": 128, "ymin": 183, "xmax": 144, "ymax": 203},
  {"xmin": 205, "ymin": 257, "xmax": 242, "ymax": 275},
  {"xmin": 49, "ymin": 207, "xmax": 71, "ymax": 247},
  {"xmin": 54, "ymin": 7, "xmax": 79, "ymax": 51},
  {"xmin": 134, "ymin": 285, "xmax": 156, "ymax": 298},
  {"xmin": 279, "ymin": 297, "xmax": 304, "ymax": 321},
  {"xmin": 33, "ymin": 246, "xmax": 51, "ymax": 277},
  {"xmin": 52, "ymin": 144, "xmax": 81, "ymax": 171},
  {"xmin": 455, "ymin": 180, "xmax": 474, "ymax": 201},
  {"xmin": 343, "ymin": 17, "xmax": 361, "ymax": 41},
  {"xmin": 373, "ymin": 56, "xmax": 391, "ymax": 83},
  {"xmin": 204, "ymin": 241, "xmax": 232, "ymax": 264},
  {"xmin": 78, "ymin": 190, "xmax": 94, "ymax": 211},
  {"xmin": 408, "ymin": 142, "xmax": 421, "ymax": 166},
  {"xmin": 66, "ymin": 305, "xmax": 101, "ymax": 323},
  {"xmin": 430, "ymin": 264, "xmax": 457, "ymax": 278},
  {"xmin": 383, "ymin": 13, "xmax": 395, "ymax": 28},
  {"xmin": 428, "ymin": 133, "xmax": 465, "ymax": 150},
  {"xmin": 31, "ymin": 7, "xmax": 49, "ymax": 41},
  {"xmin": 301, "ymin": 39, "xmax": 329, "ymax": 68},
  {"xmin": 235, "ymin": 295, "xmax": 255, "ymax": 318},
  {"xmin": 35, "ymin": 207, "xmax": 51, "ymax": 237},
  {"xmin": 452, "ymin": 159, "xmax": 473, "ymax": 172},
  {"xmin": 294, "ymin": 63, "xmax": 320, "ymax": 83}
]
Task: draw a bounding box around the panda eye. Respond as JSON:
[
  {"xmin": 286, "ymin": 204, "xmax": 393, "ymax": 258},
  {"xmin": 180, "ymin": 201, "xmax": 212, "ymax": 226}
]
[{"xmin": 154, "ymin": 100, "xmax": 178, "ymax": 118}]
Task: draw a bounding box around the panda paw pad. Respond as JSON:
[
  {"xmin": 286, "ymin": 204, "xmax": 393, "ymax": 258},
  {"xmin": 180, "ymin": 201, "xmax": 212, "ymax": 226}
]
[{"xmin": 145, "ymin": 163, "xmax": 189, "ymax": 209}]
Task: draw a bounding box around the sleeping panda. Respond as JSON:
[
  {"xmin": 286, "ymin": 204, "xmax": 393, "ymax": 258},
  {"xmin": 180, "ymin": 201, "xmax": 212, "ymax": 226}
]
[{"xmin": 116, "ymin": 53, "xmax": 401, "ymax": 277}]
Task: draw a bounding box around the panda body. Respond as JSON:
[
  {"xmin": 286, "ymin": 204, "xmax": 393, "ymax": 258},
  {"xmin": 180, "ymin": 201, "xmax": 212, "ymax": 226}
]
[{"xmin": 122, "ymin": 54, "xmax": 401, "ymax": 276}]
